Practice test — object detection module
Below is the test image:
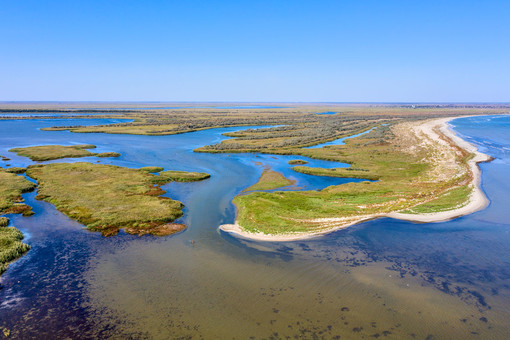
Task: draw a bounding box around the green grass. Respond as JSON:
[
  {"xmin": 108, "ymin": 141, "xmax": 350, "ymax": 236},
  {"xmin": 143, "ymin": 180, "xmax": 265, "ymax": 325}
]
[
  {"xmin": 232, "ymin": 125, "xmax": 475, "ymax": 235},
  {"xmin": 0, "ymin": 217, "xmax": 8, "ymax": 227},
  {"xmin": 0, "ymin": 226, "xmax": 30, "ymax": 275},
  {"xmin": 0, "ymin": 169, "xmax": 34, "ymax": 276},
  {"xmin": 26, "ymin": 162, "xmax": 209, "ymax": 236},
  {"xmin": 9, "ymin": 144, "xmax": 120, "ymax": 161},
  {"xmin": 152, "ymin": 170, "xmax": 211, "ymax": 183},
  {"xmin": 288, "ymin": 159, "xmax": 308, "ymax": 165},
  {"xmin": 292, "ymin": 166, "xmax": 379, "ymax": 180},
  {"xmin": 403, "ymin": 185, "xmax": 473, "ymax": 214},
  {"xmin": 0, "ymin": 169, "xmax": 36, "ymax": 216},
  {"xmin": 96, "ymin": 152, "xmax": 121, "ymax": 158},
  {"xmin": 4, "ymin": 167, "xmax": 27, "ymax": 174},
  {"xmin": 243, "ymin": 169, "xmax": 295, "ymax": 192},
  {"xmin": 139, "ymin": 166, "xmax": 164, "ymax": 173}
]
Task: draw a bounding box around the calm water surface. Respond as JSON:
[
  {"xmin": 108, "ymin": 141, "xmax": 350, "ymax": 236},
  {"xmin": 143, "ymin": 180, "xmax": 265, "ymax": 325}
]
[{"xmin": 1, "ymin": 116, "xmax": 510, "ymax": 339}]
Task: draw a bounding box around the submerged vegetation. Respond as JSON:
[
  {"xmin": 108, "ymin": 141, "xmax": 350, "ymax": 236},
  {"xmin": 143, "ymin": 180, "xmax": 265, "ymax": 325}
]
[
  {"xmin": 9, "ymin": 144, "xmax": 120, "ymax": 161},
  {"xmin": 243, "ymin": 169, "xmax": 295, "ymax": 192},
  {"xmin": 26, "ymin": 163, "xmax": 209, "ymax": 236}
]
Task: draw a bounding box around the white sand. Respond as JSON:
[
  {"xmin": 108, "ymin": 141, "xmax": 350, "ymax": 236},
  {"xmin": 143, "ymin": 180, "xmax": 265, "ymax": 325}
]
[{"xmin": 219, "ymin": 117, "xmax": 492, "ymax": 242}]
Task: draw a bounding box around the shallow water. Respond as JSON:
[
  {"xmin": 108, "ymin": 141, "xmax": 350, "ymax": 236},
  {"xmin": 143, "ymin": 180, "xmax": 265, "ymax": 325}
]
[
  {"xmin": 315, "ymin": 111, "xmax": 337, "ymax": 115},
  {"xmin": 306, "ymin": 126, "xmax": 378, "ymax": 149},
  {"xmin": 1, "ymin": 115, "xmax": 510, "ymax": 339}
]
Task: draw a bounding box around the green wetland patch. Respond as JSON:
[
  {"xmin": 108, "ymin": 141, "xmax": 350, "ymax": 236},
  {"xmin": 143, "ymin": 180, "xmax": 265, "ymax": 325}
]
[
  {"xmin": 0, "ymin": 222, "xmax": 30, "ymax": 275},
  {"xmin": 9, "ymin": 144, "xmax": 120, "ymax": 161},
  {"xmin": 26, "ymin": 162, "xmax": 209, "ymax": 236},
  {"xmin": 288, "ymin": 159, "xmax": 308, "ymax": 165},
  {"xmin": 243, "ymin": 168, "xmax": 295, "ymax": 192},
  {"xmin": 0, "ymin": 167, "xmax": 35, "ymax": 276},
  {"xmin": 0, "ymin": 168, "xmax": 36, "ymax": 216},
  {"xmin": 231, "ymin": 120, "xmax": 477, "ymax": 235}
]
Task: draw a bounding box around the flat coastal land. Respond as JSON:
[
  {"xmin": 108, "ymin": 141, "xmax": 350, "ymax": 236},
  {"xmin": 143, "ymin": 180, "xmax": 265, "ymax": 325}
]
[{"xmin": 220, "ymin": 116, "xmax": 493, "ymax": 241}]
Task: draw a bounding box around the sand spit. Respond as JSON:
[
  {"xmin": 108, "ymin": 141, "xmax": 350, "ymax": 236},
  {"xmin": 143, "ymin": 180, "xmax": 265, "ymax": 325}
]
[{"xmin": 220, "ymin": 117, "xmax": 493, "ymax": 242}]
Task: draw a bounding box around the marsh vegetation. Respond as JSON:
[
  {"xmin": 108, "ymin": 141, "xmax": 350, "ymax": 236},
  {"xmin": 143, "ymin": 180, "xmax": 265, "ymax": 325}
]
[
  {"xmin": 232, "ymin": 120, "xmax": 477, "ymax": 235},
  {"xmin": 9, "ymin": 144, "xmax": 120, "ymax": 161},
  {"xmin": 0, "ymin": 169, "xmax": 36, "ymax": 216},
  {"xmin": 243, "ymin": 169, "xmax": 295, "ymax": 192},
  {"xmin": 0, "ymin": 224, "xmax": 30, "ymax": 275},
  {"xmin": 38, "ymin": 104, "xmax": 509, "ymax": 141},
  {"xmin": 288, "ymin": 159, "xmax": 308, "ymax": 165},
  {"xmin": 3, "ymin": 103, "xmax": 507, "ymax": 238},
  {"xmin": 0, "ymin": 168, "xmax": 35, "ymax": 276},
  {"xmin": 26, "ymin": 163, "xmax": 209, "ymax": 236}
]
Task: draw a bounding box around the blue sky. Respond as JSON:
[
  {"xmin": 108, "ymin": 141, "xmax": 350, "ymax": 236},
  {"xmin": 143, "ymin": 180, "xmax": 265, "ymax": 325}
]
[{"xmin": 1, "ymin": 0, "xmax": 509, "ymax": 102}]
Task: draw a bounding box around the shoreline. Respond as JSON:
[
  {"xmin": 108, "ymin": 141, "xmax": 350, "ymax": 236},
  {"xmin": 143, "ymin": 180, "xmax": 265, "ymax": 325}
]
[{"xmin": 219, "ymin": 116, "xmax": 493, "ymax": 242}]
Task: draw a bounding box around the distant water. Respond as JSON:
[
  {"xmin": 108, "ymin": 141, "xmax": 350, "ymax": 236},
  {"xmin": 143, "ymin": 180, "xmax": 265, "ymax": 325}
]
[
  {"xmin": 0, "ymin": 115, "xmax": 510, "ymax": 338},
  {"xmin": 315, "ymin": 111, "xmax": 337, "ymax": 115}
]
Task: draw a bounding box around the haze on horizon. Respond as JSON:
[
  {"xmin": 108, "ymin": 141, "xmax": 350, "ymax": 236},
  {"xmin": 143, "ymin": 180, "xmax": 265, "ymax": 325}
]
[{"xmin": 1, "ymin": 0, "xmax": 509, "ymax": 103}]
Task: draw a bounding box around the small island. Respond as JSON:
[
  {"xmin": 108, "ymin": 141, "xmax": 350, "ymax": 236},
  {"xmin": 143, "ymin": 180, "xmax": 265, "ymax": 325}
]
[
  {"xmin": 9, "ymin": 144, "xmax": 121, "ymax": 161},
  {"xmin": 288, "ymin": 159, "xmax": 308, "ymax": 165},
  {"xmin": 0, "ymin": 160, "xmax": 210, "ymax": 276},
  {"xmin": 0, "ymin": 168, "xmax": 36, "ymax": 216},
  {"xmin": 26, "ymin": 162, "xmax": 210, "ymax": 236},
  {"xmin": 0, "ymin": 168, "xmax": 36, "ymax": 275},
  {"xmin": 243, "ymin": 168, "xmax": 295, "ymax": 192}
]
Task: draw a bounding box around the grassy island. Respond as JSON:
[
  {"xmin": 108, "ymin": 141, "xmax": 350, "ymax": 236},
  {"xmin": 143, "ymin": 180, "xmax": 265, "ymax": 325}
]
[
  {"xmin": 0, "ymin": 169, "xmax": 36, "ymax": 216},
  {"xmin": 0, "ymin": 222, "xmax": 30, "ymax": 275},
  {"xmin": 288, "ymin": 159, "xmax": 308, "ymax": 165},
  {"xmin": 154, "ymin": 170, "xmax": 211, "ymax": 183},
  {"xmin": 222, "ymin": 118, "xmax": 489, "ymax": 238},
  {"xmin": 26, "ymin": 163, "xmax": 209, "ymax": 236},
  {"xmin": 9, "ymin": 144, "xmax": 120, "ymax": 161},
  {"xmin": 0, "ymin": 168, "xmax": 36, "ymax": 275},
  {"xmin": 243, "ymin": 169, "xmax": 295, "ymax": 192}
]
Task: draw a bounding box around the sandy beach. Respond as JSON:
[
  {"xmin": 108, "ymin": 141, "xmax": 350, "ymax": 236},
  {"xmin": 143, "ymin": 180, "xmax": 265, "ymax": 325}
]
[{"xmin": 220, "ymin": 116, "xmax": 493, "ymax": 242}]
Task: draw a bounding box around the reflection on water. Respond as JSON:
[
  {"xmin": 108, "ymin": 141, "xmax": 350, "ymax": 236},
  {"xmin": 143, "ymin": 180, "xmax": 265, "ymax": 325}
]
[{"xmin": 1, "ymin": 116, "xmax": 510, "ymax": 338}]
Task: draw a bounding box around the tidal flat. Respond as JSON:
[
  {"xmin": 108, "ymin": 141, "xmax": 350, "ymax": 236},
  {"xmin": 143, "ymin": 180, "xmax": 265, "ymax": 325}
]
[{"xmin": 0, "ymin": 105, "xmax": 510, "ymax": 339}]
